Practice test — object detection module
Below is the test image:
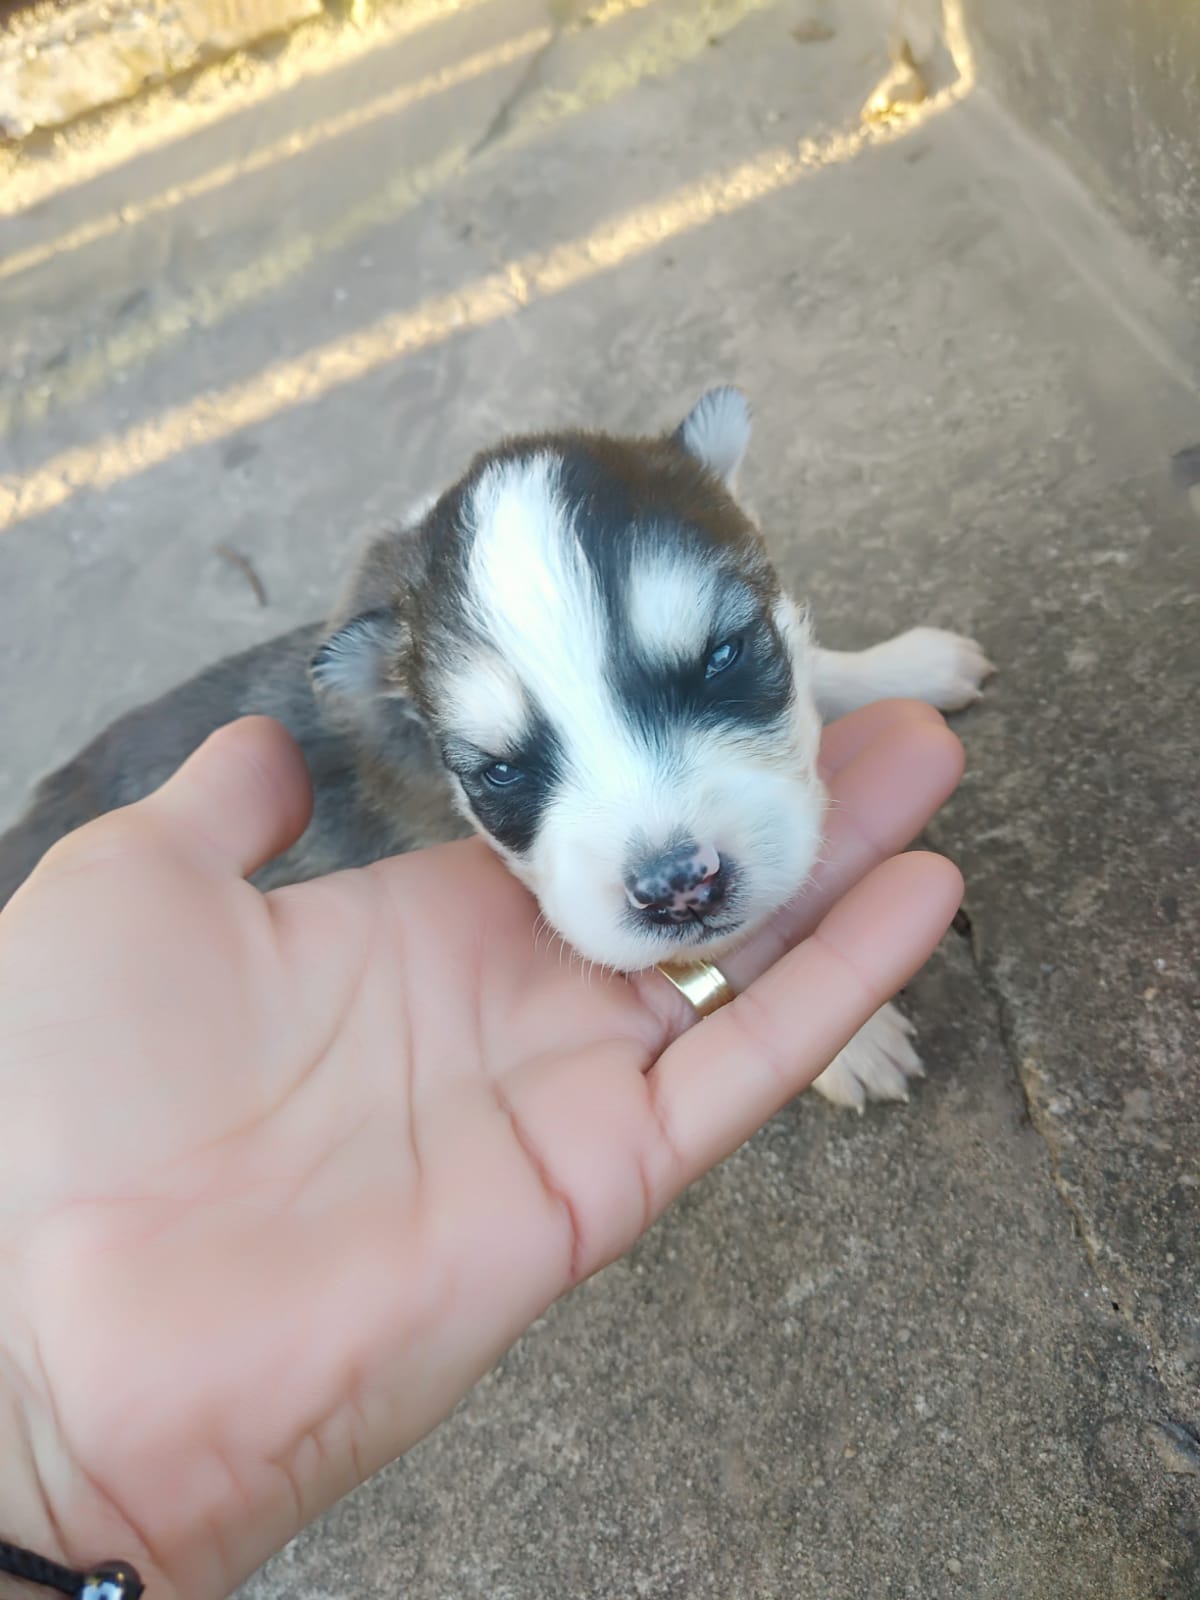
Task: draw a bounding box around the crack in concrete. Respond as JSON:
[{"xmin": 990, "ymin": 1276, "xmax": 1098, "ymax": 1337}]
[
  {"xmin": 464, "ymin": 6, "xmax": 566, "ymax": 163},
  {"xmin": 951, "ymin": 908, "xmax": 1116, "ymax": 1279},
  {"xmin": 942, "ymin": 890, "xmax": 1197, "ymax": 1440}
]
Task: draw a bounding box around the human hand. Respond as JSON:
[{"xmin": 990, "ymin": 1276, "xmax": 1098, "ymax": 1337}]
[{"xmin": 0, "ymin": 702, "xmax": 962, "ymax": 1600}]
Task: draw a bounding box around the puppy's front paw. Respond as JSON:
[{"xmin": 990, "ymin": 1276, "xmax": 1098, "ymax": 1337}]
[
  {"xmin": 880, "ymin": 626, "xmax": 994, "ymax": 711},
  {"xmin": 812, "ymin": 1001, "xmax": 924, "ymax": 1113}
]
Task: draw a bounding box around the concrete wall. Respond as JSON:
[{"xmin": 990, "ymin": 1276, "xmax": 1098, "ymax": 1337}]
[{"xmin": 950, "ymin": 0, "xmax": 1200, "ymax": 322}]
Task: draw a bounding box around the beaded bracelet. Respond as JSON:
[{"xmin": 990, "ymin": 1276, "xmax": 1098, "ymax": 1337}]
[{"xmin": 0, "ymin": 1538, "xmax": 142, "ymax": 1598}]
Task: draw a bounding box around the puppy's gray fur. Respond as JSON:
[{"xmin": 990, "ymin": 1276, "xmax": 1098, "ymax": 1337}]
[{"xmin": 0, "ymin": 392, "xmax": 990, "ymax": 1107}]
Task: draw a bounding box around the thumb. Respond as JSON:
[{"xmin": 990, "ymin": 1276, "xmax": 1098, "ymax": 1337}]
[{"xmin": 140, "ymin": 716, "xmax": 313, "ymax": 880}]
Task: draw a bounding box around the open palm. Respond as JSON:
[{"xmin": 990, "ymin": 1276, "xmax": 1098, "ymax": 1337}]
[{"xmin": 0, "ymin": 703, "xmax": 962, "ymax": 1600}]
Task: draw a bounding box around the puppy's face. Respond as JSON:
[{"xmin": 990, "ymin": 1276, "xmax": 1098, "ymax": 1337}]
[{"xmin": 315, "ymin": 390, "xmax": 825, "ymax": 972}]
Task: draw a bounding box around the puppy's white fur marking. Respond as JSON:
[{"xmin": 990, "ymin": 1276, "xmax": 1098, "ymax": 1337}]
[
  {"xmin": 442, "ymin": 650, "xmax": 530, "ymax": 753},
  {"xmin": 811, "ymin": 1000, "xmax": 924, "ymax": 1110},
  {"xmin": 626, "ymin": 548, "xmax": 717, "ymax": 666},
  {"xmin": 463, "ymin": 452, "xmax": 642, "ymax": 797},
  {"xmin": 814, "ymin": 627, "xmax": 993, "ymax": 718}
]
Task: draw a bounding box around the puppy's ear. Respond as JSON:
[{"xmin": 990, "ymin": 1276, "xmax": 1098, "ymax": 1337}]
[
  {"xmin": 674, "ymin": 386, "xmax": 751, "ymax": 487},
  {"xmin": 309, "ymin": 606, "xmax": 410, "ymax": 704}
]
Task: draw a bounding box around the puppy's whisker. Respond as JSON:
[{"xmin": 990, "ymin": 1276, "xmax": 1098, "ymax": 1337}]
[{"xmin": 531, "ymin": 910, "xmax": 555, "ymax": 960}]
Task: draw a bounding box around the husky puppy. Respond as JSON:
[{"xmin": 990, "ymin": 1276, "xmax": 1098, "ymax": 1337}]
[{"xmin": 0, "ymin": 389, "xmax": 989, "ymax": 1106}]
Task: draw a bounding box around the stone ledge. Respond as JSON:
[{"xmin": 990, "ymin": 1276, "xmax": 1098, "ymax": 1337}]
[{"xmin": 0, "ymin": 0, "xmax": 323, "ymax": 139}]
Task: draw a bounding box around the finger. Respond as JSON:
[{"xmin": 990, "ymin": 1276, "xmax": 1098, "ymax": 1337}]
[
  {"xmin": 141, "ymin": 716, "xmax": 313, "ymax": 879},
  {"xmin": 633, "ymin": 714, "xmax": 962, "ymax": 1038},
  {"xmin": 647, "ymin": 851, "xmax": 963, "ymax": 1201},
  {"xmin": 722, "ymin": 714, "xmax": 964, "ymax": 990},
  {"xmin": 818, "ymin": 698, "xmax": 947, "ymax": 781}
]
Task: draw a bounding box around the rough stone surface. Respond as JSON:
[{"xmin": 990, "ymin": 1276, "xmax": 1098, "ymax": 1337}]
[
  {"xmin": 1, "ymin": 0, "xmax": 1198, "ymax": 1595},
  {"xmin": 955, "ymin": 0, "xmax": 1200, "ymax": 322},
  {"xmin": 0, "ymin": 0, "xmax": 321, "ymax": 138}
]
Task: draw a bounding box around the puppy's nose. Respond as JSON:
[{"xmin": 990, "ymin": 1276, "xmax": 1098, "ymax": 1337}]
[{"xmin": 625, "ymin": 841, "xmax": 726, "ymax": 921}]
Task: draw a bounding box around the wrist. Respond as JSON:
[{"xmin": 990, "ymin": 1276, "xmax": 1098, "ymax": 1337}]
[
  {"xmin": 0, "ymin": 1321, "xmax": 165, "ymax": 1599},
  {"xmin": 0, "ymin": 1357, "xmax": 70, "ymax": 1570}
]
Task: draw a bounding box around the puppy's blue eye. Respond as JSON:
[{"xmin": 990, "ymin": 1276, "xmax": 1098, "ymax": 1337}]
[
  {"xmin": 482, "ymin": 761, "xmax": 523, "ymax": 789},
  {"xmin": 704, "ymin": 637, "xmax": 743, "ymax": 679}
]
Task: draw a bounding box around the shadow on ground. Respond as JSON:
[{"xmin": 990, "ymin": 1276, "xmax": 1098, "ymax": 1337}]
[{"xmin": 0, "ymin": 0, "xmax": 1197, "ymax": 1594}]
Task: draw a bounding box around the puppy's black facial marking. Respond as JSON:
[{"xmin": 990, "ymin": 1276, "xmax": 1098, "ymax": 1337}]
[
  {"xmin": 694, "ymin": 610, "xmax": 795, "ymax": 729},
  {"xmin": 554, "ymin": 441, "xmax": 766, "ymax": 628},
  {"xmin": 613, "ymin": 603, "xmax": 794, "ymax": 752},
  {"xmin": 541, "ymin": 442, "xmax": 792, "ymax": 748},
  {"xmin": 442, "ymin": 712, "xmax": 565, "ymax": 856}
]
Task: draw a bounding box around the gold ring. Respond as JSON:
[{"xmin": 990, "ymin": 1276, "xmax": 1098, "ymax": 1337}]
[{"xmin": 654, "ymin": 958, "xmax": 736, "ymax": 1018}]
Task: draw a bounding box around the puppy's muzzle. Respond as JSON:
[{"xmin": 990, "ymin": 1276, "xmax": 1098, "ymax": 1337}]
[{"xmin": 624, "ymin": 841, "xmax": 728, "ymax": 924}]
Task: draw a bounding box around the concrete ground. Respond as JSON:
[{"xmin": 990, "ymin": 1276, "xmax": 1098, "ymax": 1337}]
[{"xmin": 2, "ymin": 0, "xmax": 1198, "ymax": 1594}]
